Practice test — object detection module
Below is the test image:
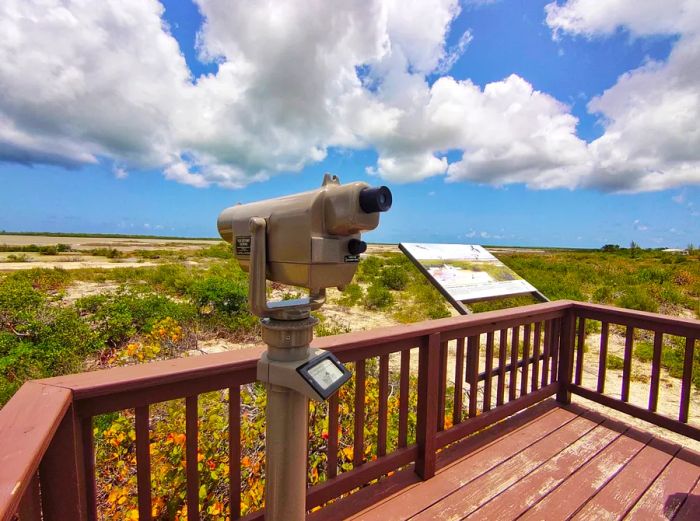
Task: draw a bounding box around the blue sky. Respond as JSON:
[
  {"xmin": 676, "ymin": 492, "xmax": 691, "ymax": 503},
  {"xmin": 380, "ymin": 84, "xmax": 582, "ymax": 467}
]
[{"xmin": 0, "ymin": 0, "xmax": 698, "ymax": 248}]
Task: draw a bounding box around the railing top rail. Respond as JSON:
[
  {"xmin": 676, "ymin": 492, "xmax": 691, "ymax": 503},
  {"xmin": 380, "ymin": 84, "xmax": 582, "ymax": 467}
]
[
  {"xmin": 572, "ymin": 301, "xmax": 700, "ymax": 337},
  {"xmin": 0, "ymin": 382, "xmax": 72, "ymax": 521},
  {"xmin": 39, "ymin": 301, "xmax": 574, "ymax": 400},
  {"xmin": 40, "ymin": 345, "xmax": 267, "ymax": 401}
]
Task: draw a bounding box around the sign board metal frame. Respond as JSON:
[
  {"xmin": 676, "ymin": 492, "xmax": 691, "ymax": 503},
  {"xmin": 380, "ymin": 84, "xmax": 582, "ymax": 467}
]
[{"xmin": 399, "ymin": 242, "xmax": 548, "ymax": 315}]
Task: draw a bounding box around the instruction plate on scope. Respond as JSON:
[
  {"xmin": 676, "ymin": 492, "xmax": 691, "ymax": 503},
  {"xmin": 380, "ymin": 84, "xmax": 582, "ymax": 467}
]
[
  {"xmin": 400, "ymin": 243, "xmax": 540, "ymax": 305},
  {"xmin": 296, "ymin": 351, "xmax": 351, "ymax": 400}
]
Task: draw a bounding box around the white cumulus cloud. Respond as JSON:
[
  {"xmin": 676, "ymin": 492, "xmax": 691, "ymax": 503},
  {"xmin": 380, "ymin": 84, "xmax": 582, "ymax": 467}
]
[{"xmin": 0, "ymin": 0, "xmax": 698, "ymax": 194}]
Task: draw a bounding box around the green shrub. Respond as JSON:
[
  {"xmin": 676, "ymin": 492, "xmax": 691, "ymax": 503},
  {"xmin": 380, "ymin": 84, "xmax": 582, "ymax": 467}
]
[
  {"xmin": 338, "ymin": 283, "xmax": 363, "ymax": 307},
  {"xmin": 379, "ymin": 265, "xmax": 409, "ymax": 291},
  {"xmin": 355, "ymin": 256, "xmax": 384, "ymax": 282},
  {"xmin": 606, "ymin": 354, "xmax": 625, "ymax": 370},
  {"xmin": 188, "ymin": 276, "xmax": 248, "ymax": 316},
  {"xmin": 616, "ymin": 286, "xmax": 658, "ymax": 312},
  {"xmin": 364, "ymin": 282, "xmax": 393, "ymax": 310}
]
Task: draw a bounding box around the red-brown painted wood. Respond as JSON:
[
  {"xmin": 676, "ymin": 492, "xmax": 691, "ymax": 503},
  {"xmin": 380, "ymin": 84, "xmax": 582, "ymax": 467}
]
[
  {"xmin": 353, "ymin": 359, "xmax": 366, "ymax": 468},
  {"xmin": 575, "ymin": 317, "xmax": 585, "ymax": 385},
  {"xmin": 483, "ymin": 333, "xmax": 494, "ymax": 412},
  {"xmin": 398, "ymin": 348, "xmax": 410, "ymax": 448},
  {"xmin": 518, "ymin": 425, "xmax": 651, "ymax": 520},
  {"xmin": 326, "ymin": 392, "xmax": 339, "ymax": 478},
  {"xmin": 467, "ymin": 420, "xmax": 634, "ymax": 520},
  {"xmin": 415, "ymin": 333, "xmax": 440, "ymax": 479},
  {"xmin": 38, "ymin": 405, "xmax": 89, "ymax": 521},
  {"xmin": 649, "ymin": 331, "xmax": 663, "ymax": 412},
  {"xmin": 509, "ymin": 326, "xmax": 520, "ymax": 401},
  {"xmin": 550, "ymin": 318, "xmax": 561, "ymax": 383},
  {"xmin": 597, "ymin": 322, "xmax": 609, "ymax": 393},
  {"xmin": 358, "ymin": 403, "xmax": 579, "ymax": 521},
  {"xmin": 185, "ymin": 396, "xmax": 199, "ymax": 521},
  {"xmin": 572, "ymin": 437, "xmax": 679, "ymax": 521},
  {"xmin": 17, "ymin": 474, "xmax": 41, "ymax": 521},
  {"xmin": 0, "ymin": 383, "xmax": 72, "ymax": 521},
  {"xmin": 541, "ymin": 321, "xmax": 551, "ymax": 386},
  {"xmin": 532, "ymin": 322, "xmax": 542, "ymax": 392},
  {"xmin": 674, "ymin": 461, "xmax": 700, "ymax": 521},
  {"xmin": 520, "ymin": 324, "xmax": 531, "ymax": 397},
  {"xmin": 378, "ymin": 354, "xmax": 389, "ymax": 456},
  {"xmin": 453, "ymin": 338, "xmax": 465, "ymax": 423},
  {"xmin": 135, "ymin": 406, "xmax": 152, "ymax": 521},
  {"xmin": 228, "ymin": 387, "xmax": 241, "ymax": 520},
  {"xmin": 621, "ymin": 325, "xmax": 634, "ymax": 402},
  {"xmin": 624, "ymin": 448, "xmax": 700, "ymax": 519},
  {"xmin": 436, "ymin": 342, "xmax": 448, "ymax": 431},
  {"xmin": 679, "ymin": 336, "xmax": 695, "ymax": 423},
  {"xmin": 80, "ymin": 416, "xmax": 97, "ymax": 521},
  {"xmin": 411, "ymin": 413, "xmax": 603, "ymax": 520},
  {"xmin": 466, "ymin": 335, "xmax": 479, "ymax": 417},
  {"xmin": 497, "ymin": 329, "xmax": 508, "ymax": 406}
]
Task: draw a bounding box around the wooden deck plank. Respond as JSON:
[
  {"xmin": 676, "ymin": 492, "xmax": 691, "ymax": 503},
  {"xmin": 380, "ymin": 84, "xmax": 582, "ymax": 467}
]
[
  {"xmin": 518, "ymin": 426, "xmax": 652, "ymax": 521},
  {"xmin": 673, "ymin": 469, "xmax": 700, "ymax": 521},
  {"xmin": 572, "ymin": 437, "xmax": 679, "ymax": 521},
  {"xmin": 351, "ymin": 404, "xmax": 579, "ymax": 521},
  {"xmin": 409, "ymin": 413, "xmax": 604, "ymax": 520},
  {"xmin": 623, "ymin": 448, "xmax": 700, "ymax": 520},
  {"xmin": 465, "ymin": 420, "xmax": 635, "ymax": 520}
]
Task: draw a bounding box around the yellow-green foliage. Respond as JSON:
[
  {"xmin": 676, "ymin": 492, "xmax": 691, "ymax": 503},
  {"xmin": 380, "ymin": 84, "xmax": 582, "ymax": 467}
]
[{"xmin": 93, "ymin": 360, "xmax": 423, "ymax": 520}]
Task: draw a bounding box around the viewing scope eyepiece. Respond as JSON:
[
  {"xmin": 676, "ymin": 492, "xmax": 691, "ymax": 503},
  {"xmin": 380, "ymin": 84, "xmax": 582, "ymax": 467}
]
[
  {"xmin": 359, "ymin": 186, "xmax": 392, "ymax": 213},
  {"xmin": 217, "ymin": 174, "xmax": 392, "ymax": 293}
]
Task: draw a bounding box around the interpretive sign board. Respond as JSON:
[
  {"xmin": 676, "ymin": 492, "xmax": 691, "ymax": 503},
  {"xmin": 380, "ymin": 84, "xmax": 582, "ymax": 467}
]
[{"xmin": 399, "ymin": 242, "xmax": 546, "ymax": 314}]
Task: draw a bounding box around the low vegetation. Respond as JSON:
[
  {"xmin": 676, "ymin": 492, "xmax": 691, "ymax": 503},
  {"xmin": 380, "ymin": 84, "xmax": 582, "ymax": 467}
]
[{"xmin": 0, "ymin": 238, "xmax": 698, "ymax": 519}]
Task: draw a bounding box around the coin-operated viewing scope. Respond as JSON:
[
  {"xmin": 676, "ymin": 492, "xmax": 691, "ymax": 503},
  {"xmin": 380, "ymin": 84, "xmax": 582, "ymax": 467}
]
[
  {"xmin": 217, "ymin": 173, "xmax": 392, "ymax": 320},
  {"xmin": 218, "ymin": 174, "xmax": 392, "ymax": 521}
]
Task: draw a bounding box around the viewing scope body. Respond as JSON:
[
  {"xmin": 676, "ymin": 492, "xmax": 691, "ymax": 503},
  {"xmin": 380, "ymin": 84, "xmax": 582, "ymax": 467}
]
[{"xmin": 217, "ymin": 174, "xmax": 392, "ymax": 293}]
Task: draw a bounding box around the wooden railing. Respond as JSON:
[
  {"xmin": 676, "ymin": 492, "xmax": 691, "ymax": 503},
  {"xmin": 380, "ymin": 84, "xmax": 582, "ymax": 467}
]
[
  {"xmin": 0, "ymin": 300, "xmax": 698, "ymax": 521},
  {"xmin": 566, "ymin": 302, "xmax": 700, "ymax": 440}
]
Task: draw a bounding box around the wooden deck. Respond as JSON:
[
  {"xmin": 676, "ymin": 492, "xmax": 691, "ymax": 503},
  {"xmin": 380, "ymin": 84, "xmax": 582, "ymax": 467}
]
[{"xmin": 313, "ymin": 399, "xmax": 700, "ymax": 521}]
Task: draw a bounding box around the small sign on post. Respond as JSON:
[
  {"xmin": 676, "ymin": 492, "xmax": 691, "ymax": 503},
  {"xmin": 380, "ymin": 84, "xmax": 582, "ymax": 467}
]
[{"xmin": 399, "ymin": 242, "xmax": 547, "ymax": 314}]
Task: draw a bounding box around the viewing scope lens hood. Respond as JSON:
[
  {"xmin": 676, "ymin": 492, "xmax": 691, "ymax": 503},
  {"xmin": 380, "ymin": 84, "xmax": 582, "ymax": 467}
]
[{"xmin": 359, "ymin": 186, "xmax": 392, "ymax": 213}]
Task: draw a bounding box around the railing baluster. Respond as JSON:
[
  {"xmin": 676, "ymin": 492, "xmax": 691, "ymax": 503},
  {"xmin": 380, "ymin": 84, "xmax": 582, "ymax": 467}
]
[
  {"xmin": 509, "ymin": 327, "xmax": 519, "ymax": 401},
  {"xmin": 378, "ymin": 354, "xmax": 389, "ymax": 456},
  {"xmin": 416, "ymin": 334, "xmax": 440, "ymax": 480},
  {"xmin": 621, "ymin": 326, "xmax": 634, "ymax": 402},
  {"xmin": 597, "ymin": 322, "xmax": 609, "ymax": 393},
  {"xmin": 649, "ymin": 332, "xmax": 663, "ymax": 412},
  {"xmin": 575, "ymin": 318, "xmax": 586, "ymax": 385},
  {"xmin": 437, "ymin": 342, "xmax": 448, "ymax": 431},
  {"xmin": 18, "ymin": 473, "xmax": 41, "ymax": 521},
  {"xmin": 467, "ymin": 335, "xmax": 480, "ymax": 417},
  {"xmin": 550, "ymin": 318, "xmax": 560, "ymax": 383},
  {"xmin": 327, "ymin": 392, "xmax": 339, "ymax": 478},
  {"xmin": 483, "ymin": 332, "xmax": 494, "ymax": 411},
  {"xmin": 228, "ymin": 387, "xmax": 241, "ymax": 519},
  {"xmin": 453, "ymin": 337, "xmax": 465, "ymax": 424},
  {"xmin": 82, "ymin": 416, "xmax": 97, "ymax": 521},
  {"xmin": 353, "ymin": 360, "xmax": 366, "ymax": 467},
  {"xmin": 135, "ymin": 406, "xmax": 152, "ymax": 521},
  {"xmin": 679, "ymin": 337, "xmax": 696, "ymax": 423},
  {"xmin": 186, "ymin": 396, "xmax": 200, "ymax": 521},
  {"xmin": 398, "ymin": 349, "xmax": 410, "ymax": 448},
  {"xmin": 497, "ymin": 329, "xmax": 508, "ymax": 406},
  {"xmin": 520, "ymin": 324, "xmax": 531, "ymax": 397},
  {"xmin": 541, "ymin": 321, "xmax": 551, "ymax": 386},
  {"xmin": 531, "ymin": 322, "xmax": 542, "ymax": 392}
]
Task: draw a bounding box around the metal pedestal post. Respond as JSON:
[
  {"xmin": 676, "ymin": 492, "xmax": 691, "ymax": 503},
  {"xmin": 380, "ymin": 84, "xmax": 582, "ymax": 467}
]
[{"xmin": 260, "ymin": 315, "xmax": 317, "ymax": 521}]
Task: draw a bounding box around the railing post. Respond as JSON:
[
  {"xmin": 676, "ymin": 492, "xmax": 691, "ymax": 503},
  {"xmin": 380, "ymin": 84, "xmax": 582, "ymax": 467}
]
[
  {"xmin": 415, "ymin": 333, "xmax": 440, "ymax": 480},
  {"xmin": 39, "ymin": 404, "xmax": 89, "ymax": 521},
  {"xmin": 556, "ymin": 309, "xmax": 576, "ymax": 404}
]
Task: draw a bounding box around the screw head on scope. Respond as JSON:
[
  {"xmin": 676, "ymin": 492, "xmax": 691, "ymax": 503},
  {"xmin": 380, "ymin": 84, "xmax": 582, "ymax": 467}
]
[{"xmin": 348, "ymin": 239, "xmax": 367, "ymax": 255}]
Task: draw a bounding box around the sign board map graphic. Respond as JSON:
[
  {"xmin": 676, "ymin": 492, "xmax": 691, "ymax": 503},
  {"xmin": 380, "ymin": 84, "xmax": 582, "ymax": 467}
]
[{"xmin": 399, "ymin": 243, "xmax": 545, "ymax": 313}]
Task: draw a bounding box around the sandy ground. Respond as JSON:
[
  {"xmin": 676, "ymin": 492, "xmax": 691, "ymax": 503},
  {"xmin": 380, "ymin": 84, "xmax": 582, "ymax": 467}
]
[{"xmin": 0, "ymin": 234, "xmax": 214, "ymax": 249}]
